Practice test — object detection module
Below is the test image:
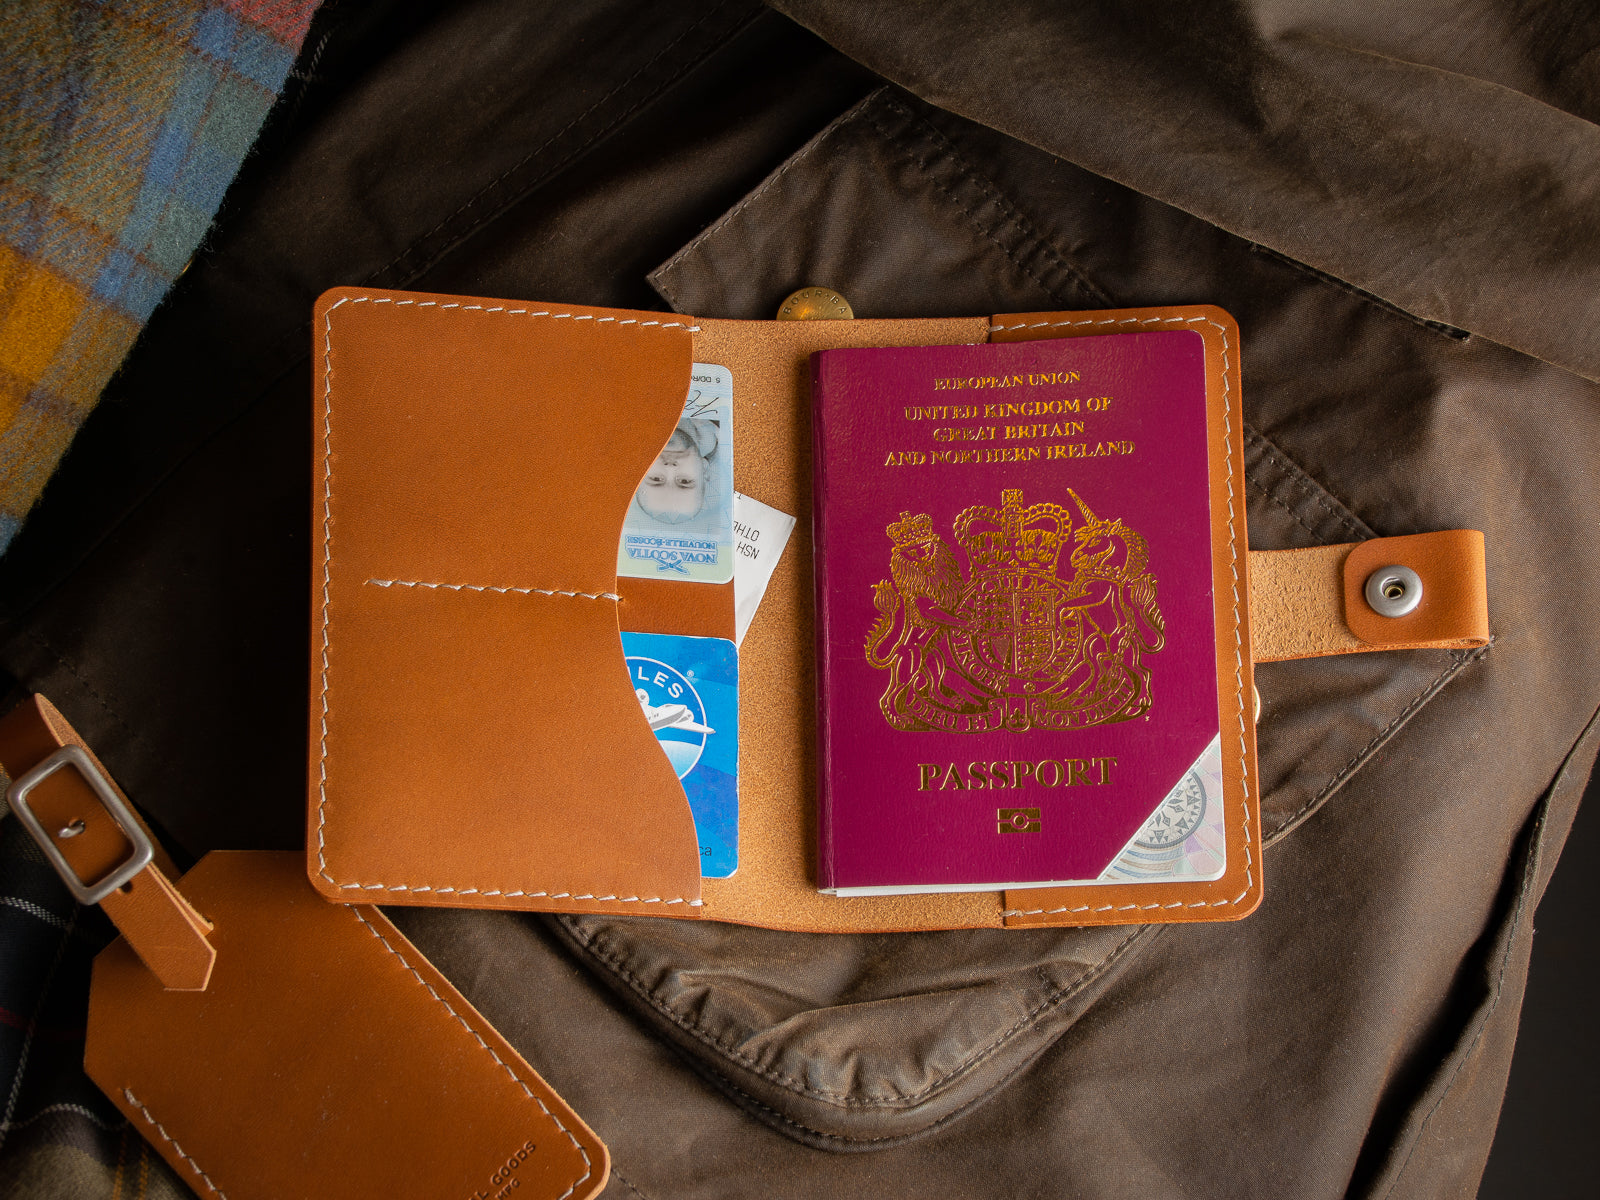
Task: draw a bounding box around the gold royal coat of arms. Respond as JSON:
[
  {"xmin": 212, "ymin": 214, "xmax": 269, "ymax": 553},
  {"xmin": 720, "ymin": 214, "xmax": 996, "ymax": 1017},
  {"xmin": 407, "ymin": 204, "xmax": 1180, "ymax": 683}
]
[{"xmin": 864, "ymin": 489, "xmax": 1165, "ymax": 734}]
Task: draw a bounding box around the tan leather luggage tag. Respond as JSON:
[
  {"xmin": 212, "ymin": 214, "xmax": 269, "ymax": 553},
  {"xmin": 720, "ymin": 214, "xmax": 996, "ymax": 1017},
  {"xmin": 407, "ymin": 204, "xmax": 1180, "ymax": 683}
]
[{"xmin": 0, "ymin": 696, "xmax": 608, "ymax": 1200}]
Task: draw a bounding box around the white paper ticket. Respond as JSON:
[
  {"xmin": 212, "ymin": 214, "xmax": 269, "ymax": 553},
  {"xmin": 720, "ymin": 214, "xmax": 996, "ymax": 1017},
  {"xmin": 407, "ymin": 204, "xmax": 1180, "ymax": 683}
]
[{"xmin": 732, "ymin": 491, "xmax": 797, "ymax": 646}]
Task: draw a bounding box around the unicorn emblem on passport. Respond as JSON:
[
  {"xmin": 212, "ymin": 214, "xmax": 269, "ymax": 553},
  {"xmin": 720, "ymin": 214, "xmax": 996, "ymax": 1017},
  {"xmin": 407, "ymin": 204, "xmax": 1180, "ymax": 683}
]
[{"xmin": 864, "ymin": 489, "xmax": 1165, "ymax": 733}]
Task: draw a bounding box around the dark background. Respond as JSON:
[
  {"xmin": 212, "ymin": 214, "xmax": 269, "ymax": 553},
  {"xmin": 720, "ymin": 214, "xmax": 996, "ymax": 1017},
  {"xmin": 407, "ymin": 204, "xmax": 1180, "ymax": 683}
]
[
  {"xmin": 0, "ymin": 4, "xmax": 1591, "ymax": 1191},
  {"xmin": 1480, "ymin": 764, "xmax": 1599, "ymax": 1197}
]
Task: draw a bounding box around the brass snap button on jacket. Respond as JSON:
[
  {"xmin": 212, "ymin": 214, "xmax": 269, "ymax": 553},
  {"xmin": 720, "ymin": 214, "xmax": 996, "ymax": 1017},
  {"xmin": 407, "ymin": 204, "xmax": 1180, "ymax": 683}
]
[{"xmin": 776, "ymin": 286, "xmax": 854, "ymax": 320}]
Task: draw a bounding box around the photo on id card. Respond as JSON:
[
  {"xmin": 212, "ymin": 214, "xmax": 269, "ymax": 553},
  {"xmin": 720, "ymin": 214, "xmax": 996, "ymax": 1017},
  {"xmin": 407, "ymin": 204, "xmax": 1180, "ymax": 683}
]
[{"xmin": 618, "ymin": 364, "xmax": 734, "ymax": 584}]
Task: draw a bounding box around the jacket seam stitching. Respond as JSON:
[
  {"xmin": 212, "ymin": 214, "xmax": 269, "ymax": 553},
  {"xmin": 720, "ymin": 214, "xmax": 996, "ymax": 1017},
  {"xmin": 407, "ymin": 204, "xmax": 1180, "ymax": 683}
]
[
  {"xmin": 26, "ymin": 631, "xmax": 153, "ymax": 761},
  {"xmin": 1244, "ymin": 430, "xmax": 1373, "ymax": 540},
  {"xmin": 671, "ymin": 1027, "xmax": 1087, "ymax": 1149},
  {"xmin": 1245, "ymin": 473, "xmax": 1336, "ymax": 543},
  {"xmin": 569, "ymin": 920, "xmax": 1148, "ymax": 1109},
  {"xmin": 1263, "ymin": 640, "xmax": 1492, "ymax": 845}
]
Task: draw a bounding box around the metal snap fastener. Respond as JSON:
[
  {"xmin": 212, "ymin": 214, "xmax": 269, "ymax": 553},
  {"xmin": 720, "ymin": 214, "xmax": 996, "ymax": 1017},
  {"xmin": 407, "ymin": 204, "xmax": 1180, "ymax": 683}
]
[
  {"xmin": 776, "ymin": 286, "xmax": 854, "ymax": 320},
  {"xmin": 1363, "ymin": 564, "xmax": 1423, "ymax": 617}
]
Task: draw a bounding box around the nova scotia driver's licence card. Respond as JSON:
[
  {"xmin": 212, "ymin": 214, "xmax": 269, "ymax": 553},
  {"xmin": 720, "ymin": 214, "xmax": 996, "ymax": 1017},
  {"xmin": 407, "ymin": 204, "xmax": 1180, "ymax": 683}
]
[
  {"xmin": 620, "ymin": 631, "xmax": 738, "ymax": 877},
  {"xmin": 618, "ymin": 364, "xmax": 734, "ymax": 584}
]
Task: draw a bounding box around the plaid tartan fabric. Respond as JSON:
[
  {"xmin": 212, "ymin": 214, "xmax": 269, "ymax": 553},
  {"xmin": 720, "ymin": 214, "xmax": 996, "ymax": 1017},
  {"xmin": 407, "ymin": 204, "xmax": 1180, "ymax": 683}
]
[
  {"xmin": 0, "ymin": 0, "xmax": 322, "ymax": 556},
  {"xmin": 0, "ymin": 4, "xmax": 321, "ymax": 1188}
]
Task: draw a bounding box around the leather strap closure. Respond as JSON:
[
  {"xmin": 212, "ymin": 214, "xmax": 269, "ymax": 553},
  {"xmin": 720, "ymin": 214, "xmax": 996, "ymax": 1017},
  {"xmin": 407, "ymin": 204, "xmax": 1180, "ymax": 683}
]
[
  {"xmin": 0, "ymin": 696, "xmax": 216, "ymax": 991},
  {"xmin": 1250, "ymin": 531, "xmax": 1490, "ymax": 661}
]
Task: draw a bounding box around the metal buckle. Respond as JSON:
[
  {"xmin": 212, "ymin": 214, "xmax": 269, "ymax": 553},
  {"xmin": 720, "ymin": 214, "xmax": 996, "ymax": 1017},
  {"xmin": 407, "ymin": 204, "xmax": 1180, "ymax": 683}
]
[{"xmin": 6, "ymin": 745, "xmax": 154, "ymax": 905}]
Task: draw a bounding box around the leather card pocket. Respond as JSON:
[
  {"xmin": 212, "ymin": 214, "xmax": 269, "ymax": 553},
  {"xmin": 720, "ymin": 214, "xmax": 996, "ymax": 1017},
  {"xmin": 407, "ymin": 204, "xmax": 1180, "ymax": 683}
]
[{"xmin": 310, "ymin": 289, "xmax": 711, "ymax": 914}]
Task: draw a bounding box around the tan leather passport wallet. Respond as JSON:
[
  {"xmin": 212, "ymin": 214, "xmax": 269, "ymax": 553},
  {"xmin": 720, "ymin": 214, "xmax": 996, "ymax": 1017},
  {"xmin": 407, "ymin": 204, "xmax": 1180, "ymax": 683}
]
[{"xmin": 308, "ymin": 288, "xmax": 1489, "ymax": 931}]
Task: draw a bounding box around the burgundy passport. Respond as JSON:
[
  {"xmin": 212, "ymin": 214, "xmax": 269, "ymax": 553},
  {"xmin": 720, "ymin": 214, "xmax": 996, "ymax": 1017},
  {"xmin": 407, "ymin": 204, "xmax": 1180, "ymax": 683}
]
[{"xmin": 812, "ymin": 322, "xmax": 1254, "ymax": 896}]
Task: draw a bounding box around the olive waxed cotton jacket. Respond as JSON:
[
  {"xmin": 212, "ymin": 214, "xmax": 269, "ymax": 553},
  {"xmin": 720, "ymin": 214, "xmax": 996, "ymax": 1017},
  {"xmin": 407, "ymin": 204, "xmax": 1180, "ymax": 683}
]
[{"xmin": 0, "ymin": 2, "xmax": 1596, "ymax": 1197}]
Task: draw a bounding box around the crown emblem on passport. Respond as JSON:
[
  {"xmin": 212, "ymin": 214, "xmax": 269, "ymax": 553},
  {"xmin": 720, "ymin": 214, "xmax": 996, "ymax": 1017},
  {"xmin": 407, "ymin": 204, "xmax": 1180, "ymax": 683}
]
[
  {"xmin": 887, "ymin": 510, "xmax": 938, "ymax": 549},
  {"xmin": 865, "ymin": 489, "xmax": 1167, "ymax": 734},
  {"xmin": 952, "ymin": 489, "xmax": 1071, "ymax": 575}
]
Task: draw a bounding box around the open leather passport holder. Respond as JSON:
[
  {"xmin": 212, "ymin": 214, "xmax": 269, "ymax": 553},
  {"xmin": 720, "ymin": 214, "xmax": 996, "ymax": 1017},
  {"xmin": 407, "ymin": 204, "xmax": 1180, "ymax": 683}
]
[{"xmin": 309, "ymin": 288, "xmax": 1490, "ymax": 930}]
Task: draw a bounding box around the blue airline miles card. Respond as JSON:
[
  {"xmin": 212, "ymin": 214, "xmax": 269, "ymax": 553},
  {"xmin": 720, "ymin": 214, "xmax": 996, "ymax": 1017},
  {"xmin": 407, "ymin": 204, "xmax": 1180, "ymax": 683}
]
[{"xmin": 619, "ymin": 631, "xmax": 738, "ymax": 877}]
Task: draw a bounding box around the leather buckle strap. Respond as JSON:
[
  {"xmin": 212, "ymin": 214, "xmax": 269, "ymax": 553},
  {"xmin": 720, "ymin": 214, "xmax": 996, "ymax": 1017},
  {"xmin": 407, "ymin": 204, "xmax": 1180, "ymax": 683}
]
[
  {"xmin": 7, "ymin": 745, "xmax": 155, "ymax": 904},
  {"xmin": 0, "ymin": 695, "xmax": 216, "ymax": 991}
]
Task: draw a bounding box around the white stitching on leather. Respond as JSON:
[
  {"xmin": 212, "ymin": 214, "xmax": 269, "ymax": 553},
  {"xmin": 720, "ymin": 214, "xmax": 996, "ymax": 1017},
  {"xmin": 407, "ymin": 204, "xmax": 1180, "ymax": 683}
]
[
  {"xmin": 122, "ymin": 1089, "xmax": 229, "ymax": 1198},
  {"xmin": 339, "ymin": 884, "xmax": 701, "ymax": 904},
  {"xmin": 999, "ymin": 315, "xmax": 1255, "ymax": 918},
  {"xmin": 316, "ymin": 300, "xmax": 339, "ymax": 893},
  {"xmin": 317, "ymin": 292, "xmax": 700, "ymax": 906},
  {"xmin": 367, "ymin": 579, "xmax": 622, "ymax": 601},
  {"xmin": 349, "ymin": 907, "xmax": 594, "ymax": 1200},
  {"xmin": 351, "ymin": 294, "xmax": 699, "ymax": 330}
]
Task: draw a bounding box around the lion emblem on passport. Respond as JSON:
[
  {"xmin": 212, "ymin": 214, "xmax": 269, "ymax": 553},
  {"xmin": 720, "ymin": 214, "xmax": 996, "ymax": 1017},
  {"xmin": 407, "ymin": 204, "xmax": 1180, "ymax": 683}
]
[{"xmin": 864, "ymin": 489, "xmax": 1165, "ymax": 733}]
